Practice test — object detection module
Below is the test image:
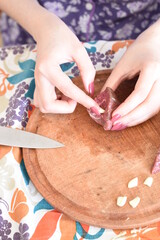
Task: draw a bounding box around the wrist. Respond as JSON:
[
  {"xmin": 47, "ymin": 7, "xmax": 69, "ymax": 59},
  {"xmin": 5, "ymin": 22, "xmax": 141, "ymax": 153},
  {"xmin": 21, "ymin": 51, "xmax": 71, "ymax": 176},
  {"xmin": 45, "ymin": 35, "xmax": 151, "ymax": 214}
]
[
  {"xmin": 32, "ymin": 10, "xmax": 61, "ymax": 42},
  {"xmin": 21, "ymin": 4, "xmax": 54, "ymax": 42}
]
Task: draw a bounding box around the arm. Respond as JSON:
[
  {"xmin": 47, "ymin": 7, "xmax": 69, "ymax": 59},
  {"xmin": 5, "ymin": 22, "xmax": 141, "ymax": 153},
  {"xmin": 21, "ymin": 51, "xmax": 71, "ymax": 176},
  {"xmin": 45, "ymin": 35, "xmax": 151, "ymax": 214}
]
[
  {"xmin": 0, "ymin": 0, "xmax": 48, "ymax": 41},
  {"xmin": 0, "ymin": 0, "xmax": 100, "ymax": 114}
]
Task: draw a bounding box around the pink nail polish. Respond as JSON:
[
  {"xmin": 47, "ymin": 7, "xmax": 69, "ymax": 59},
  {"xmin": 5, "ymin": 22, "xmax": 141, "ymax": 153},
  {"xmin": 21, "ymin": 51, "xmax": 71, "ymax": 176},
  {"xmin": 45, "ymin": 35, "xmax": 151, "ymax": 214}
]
[
  {"xmin": 111, "ymin": 114, "xmax": 121, "ymax": 123},
  {"xmin": 104, "ymin": 120, "xmax": 112, "ymax": 131},
  {"xmin": 111, "ymin": 122, "xmax": 127, "ymax": 131},
  {"xmin": 88, "ymin": 82, "xmax": 94, "ymax": 96},
  {"xmin": 90, "ymin": 107, "xmax": 100, "ymax": 115}
]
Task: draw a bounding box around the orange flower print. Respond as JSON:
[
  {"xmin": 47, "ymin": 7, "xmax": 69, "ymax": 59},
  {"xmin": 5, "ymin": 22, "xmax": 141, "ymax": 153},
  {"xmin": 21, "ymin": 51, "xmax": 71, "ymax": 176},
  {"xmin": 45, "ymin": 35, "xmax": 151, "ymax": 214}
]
[
  {"xmin": 9, "ymin": 188, "xmax": 29, "ymax": 223},
  {"xmin": 28, "ymin": 104, "xmax": 35, "ymax": 118},
  {"xmin": 79, "ymin": 223, "xmax": 90, "ymax": 240},
  {"xmin": 30, "ymin": 210, "xmax": 61, "ymax": 239},
  {"xmin": 113, "ymin": 222, "xmax": 160, "ymax": 240},
  {"xmin": 0, "ymin": 145, "xmax": 12, "ymax": 159},
  {"xmin": 0, "ymin": 68, "xmax": 13, "ymax": 96},
  {"xmin": 12, "ymin": 147, "xmax": 22, "ymax": 164},
  {"xmin": 59, "ymin": 214, "xmax": 76, "ymax": 240},
  {"xmin": 112, "ymin": 40, "xmax": 134, "ymax": 53}
]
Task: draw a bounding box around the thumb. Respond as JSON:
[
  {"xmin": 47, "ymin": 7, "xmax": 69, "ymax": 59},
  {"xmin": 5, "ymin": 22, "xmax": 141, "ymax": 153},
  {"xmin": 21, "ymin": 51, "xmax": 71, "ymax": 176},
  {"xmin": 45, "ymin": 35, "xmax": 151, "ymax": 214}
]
[{"xmin": 101, "ymin": 53, "xmax": 135, "ymax": 92}]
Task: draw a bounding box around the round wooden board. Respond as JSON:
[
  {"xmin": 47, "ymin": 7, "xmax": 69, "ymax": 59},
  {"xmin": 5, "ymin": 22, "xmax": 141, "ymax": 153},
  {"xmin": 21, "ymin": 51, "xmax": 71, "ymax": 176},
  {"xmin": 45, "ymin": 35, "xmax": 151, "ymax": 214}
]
[{"xmin": 23, "ymin": 70, "xmax": 160, "ymax": 229}]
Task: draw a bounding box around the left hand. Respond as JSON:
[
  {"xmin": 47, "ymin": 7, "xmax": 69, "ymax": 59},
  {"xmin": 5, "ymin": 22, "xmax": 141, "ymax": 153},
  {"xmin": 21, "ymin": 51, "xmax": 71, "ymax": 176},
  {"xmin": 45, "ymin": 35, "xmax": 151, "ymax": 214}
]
[{"xmin": 102, "ymin": 19, "xmax": 160, "ymax": 130}]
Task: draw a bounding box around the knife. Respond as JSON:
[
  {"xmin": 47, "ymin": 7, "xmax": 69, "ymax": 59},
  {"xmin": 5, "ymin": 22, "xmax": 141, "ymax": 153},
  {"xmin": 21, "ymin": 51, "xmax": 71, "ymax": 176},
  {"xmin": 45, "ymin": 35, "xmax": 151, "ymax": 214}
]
[{"xmin": 0, "ymin": 126, "xmax": 64, "ymax": 149}]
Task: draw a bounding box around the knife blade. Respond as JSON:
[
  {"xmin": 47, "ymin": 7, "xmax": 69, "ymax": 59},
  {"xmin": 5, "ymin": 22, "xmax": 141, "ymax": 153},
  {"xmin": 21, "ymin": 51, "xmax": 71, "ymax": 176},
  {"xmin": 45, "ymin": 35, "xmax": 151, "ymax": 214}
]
[{"xmin": 0, "ymin": 126, "xmax": 64, "ymax": 149}]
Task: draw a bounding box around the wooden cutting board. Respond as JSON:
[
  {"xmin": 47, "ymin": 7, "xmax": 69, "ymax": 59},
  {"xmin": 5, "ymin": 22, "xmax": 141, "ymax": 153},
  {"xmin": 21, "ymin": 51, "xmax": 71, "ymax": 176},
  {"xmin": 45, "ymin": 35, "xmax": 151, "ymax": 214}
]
[{"xmin": 23, "ymin": 70, "xmax": 160, "ymax": 229}]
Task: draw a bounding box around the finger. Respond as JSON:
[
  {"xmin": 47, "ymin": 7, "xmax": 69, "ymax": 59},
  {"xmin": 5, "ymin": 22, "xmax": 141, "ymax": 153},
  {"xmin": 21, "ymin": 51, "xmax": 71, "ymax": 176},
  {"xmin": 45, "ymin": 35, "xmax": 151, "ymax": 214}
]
[
  {"xmin": 73, "ymin": 44, "xmax": 96, "ymax": 95},
  {"xmin": 101, "ymin": 40, "xmax": 146, "ymax": 93},
  {"xmin": 112, "ymin": 65, "xmax": 159, "ymax": 118},
  {"xmin": 47, "ymin": 66, "xmax": 100, "ymax": 110},
  {"xmin": 35, "ymin": 73, "xmax": 77, "ymax": 113},
  {"xmin": 101, "ymin": 51, "xmax": 137, "ymax": 92},
  {"xmin": 113, "ymin": 79, "xmax": 160, "ymax": 128}
]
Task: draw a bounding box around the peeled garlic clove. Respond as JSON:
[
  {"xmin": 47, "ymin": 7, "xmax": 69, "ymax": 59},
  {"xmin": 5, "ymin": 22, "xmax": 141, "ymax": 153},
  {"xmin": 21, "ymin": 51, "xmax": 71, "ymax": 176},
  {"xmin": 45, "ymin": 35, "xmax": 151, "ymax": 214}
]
[
  {"xmin": 117, "ymin": 196, "xmax": 127, "ymax": 207},
  {"xmin": 128, "ymin": 177, "xmax": 138, "ymax": 188},
  {"xmin": 99, "ymin": 108, "xmax": 105, "ymax": 114},
  {"xmin": 129, "ymin": 197, "xmax": 140, "ymax": 208},
  {"xmin": 144, "ymin": 177, "xmax": 153, "ymax": 187}
]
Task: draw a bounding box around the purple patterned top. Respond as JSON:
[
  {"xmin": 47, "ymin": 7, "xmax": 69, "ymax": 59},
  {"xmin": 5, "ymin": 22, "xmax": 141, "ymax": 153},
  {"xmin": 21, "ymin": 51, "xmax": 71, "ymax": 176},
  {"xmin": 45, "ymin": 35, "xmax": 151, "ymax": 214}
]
[{"xmin": 0, "ymin": 0, "xmax": 160, "ymax": 46}]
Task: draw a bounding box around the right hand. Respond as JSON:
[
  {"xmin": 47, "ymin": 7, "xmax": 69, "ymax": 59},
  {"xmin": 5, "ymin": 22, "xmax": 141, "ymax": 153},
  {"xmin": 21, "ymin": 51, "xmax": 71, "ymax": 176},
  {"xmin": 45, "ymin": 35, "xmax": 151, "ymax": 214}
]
[
  {"xmin": 33, "ymin": 12, "xmax": 100, "ymax": 114},
  {"xmin": 102, "ymin": 19, "xmax": 160, "ymax": 129}
]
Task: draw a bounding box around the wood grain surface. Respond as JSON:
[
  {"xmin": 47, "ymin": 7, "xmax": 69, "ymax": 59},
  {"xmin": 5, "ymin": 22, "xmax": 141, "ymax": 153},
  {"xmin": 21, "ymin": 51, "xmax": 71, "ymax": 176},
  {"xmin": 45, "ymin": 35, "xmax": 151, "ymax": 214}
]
[{"xmin": 23, "ymin": 70, "xmax": 160, "ymax": 229}]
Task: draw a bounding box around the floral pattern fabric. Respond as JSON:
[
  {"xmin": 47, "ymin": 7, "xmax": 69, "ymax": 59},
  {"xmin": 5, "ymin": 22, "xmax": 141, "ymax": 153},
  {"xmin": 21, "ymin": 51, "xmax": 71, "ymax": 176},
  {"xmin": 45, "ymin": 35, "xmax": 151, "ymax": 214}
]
[
  {"xmin": 0, "ymin": 40, "xmax": 160, "ymax": 239},
  {"xmin": 1, "ymin": 0, "xmax": 160, "ymax": 46}
]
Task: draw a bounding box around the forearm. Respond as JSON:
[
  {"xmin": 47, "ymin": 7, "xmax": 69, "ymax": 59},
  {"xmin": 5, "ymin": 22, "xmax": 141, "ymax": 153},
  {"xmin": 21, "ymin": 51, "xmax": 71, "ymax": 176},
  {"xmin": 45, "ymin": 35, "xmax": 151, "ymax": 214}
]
[{"xmin": 0, "ymin": 0, "xmax": 50, "ymax": 41}]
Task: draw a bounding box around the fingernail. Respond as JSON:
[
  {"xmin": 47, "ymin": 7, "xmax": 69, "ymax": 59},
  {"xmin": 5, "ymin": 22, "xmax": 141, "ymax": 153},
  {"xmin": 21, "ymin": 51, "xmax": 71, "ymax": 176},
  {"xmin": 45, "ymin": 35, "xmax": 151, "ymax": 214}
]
[
  {"xmin": 90, "ymin": 107, "xmax": 100, "ymax": 115},
  {"xmin": 104, "ymin": 120, "xmax": 112, "ymax": 131},
  {"xmin": 111, "ymin": 114, "xmax": 121, "ymax": 123},
  {"xmin": 111, "ymin": 122, "xmax": 127, "ymax": 131},
  {"xmin": 88, "ymin": 82, "xmax": 94, "ymax": 96}
]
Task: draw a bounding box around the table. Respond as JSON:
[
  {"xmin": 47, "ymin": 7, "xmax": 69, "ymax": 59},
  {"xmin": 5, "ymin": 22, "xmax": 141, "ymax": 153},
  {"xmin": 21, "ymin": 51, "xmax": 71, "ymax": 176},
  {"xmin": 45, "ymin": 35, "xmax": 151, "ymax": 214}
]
[{"xmin": 0, "ymin": 40, "xmax": 159, "ymax": 239}]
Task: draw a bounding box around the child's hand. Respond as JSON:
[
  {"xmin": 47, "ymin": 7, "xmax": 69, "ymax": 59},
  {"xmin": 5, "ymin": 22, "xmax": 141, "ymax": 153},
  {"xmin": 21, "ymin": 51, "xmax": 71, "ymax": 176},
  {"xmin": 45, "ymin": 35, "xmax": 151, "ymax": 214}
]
[
  {"xmin": 102, "ymin": 19, "xmax": 160, "ymax": 129},
  {"xmin": 33, "ymin": 13, "xmax": 99, "ymax": 114}
]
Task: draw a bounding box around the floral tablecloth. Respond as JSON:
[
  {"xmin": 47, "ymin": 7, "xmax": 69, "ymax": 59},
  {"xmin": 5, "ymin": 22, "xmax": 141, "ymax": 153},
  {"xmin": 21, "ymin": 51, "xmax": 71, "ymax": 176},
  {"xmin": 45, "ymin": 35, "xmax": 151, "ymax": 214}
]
[{"xmin": 0, "ymin": 40, "xmax": 160, "ymax": 240}]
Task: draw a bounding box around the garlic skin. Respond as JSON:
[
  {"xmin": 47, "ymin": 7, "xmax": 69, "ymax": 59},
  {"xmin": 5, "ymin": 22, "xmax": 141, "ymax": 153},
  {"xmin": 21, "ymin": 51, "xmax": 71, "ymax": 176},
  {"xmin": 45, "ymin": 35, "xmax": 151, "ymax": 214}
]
[
  {"xmin": 144, "ymin": 177, "xmax": 153, "ymax": 187},
  {"xmin": 128, "ymin": 177, "xmax": 138, "ymax": 188},
  {"xmin": 117, "ymin": 196, "xmax": 127, "ymax": 207},
  {"xmin": 129, "ymin": 197, "xmax": 140, "ymax": 208}
]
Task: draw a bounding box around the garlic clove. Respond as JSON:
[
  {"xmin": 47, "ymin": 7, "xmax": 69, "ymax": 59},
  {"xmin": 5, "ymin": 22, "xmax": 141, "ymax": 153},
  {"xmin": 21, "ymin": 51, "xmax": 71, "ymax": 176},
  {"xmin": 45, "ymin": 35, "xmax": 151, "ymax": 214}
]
[
  {"xmin": 128, "ymin": 177, "xmax": 138, "ymax": 188},
  {"xmin": 117, "ymin": 196, "xmax": 127, "ymax": 207},
  {"xmin": 129, "ymin": 197, "xmax": 140, "ymax": 208},
  {"xmin": 99, "ymin": 108, "xmax": 105, "ymax": 114},
  {"xmin": 144, "ymin": 177, "xmax": 153, "ymax": 187}
]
